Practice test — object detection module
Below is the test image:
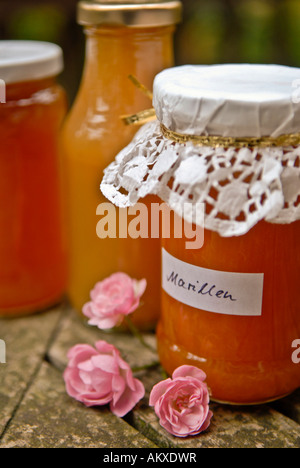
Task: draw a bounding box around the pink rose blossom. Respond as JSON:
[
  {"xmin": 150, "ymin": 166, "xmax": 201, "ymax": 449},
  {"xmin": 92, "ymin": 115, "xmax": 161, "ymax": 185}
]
[
  {"xmin": 149, "ymin": 365, "xmax": 213, "ymax": 438},
  {"xmin": 63, "ymin": 340, "xmax": 145, "ymax": 417},
  {"xmin": 83, "ymin": 273, "xmax": 147, "ymax": 330}
]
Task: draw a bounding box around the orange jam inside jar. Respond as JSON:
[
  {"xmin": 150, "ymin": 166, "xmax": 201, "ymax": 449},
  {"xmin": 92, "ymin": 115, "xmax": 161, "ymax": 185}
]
[
  {"xmin": 0, "ymin": 41, "xmax": 68, "ymax": 317},
  {"xmin": 62, "ymin": 1, "xmax": 182, "ymax": 330},
  {"xmin": 159, "ymin": 220, "xmax": 300, "ymax": 404},
  {"xmin": 100, "ymin": 64, "xmax": 300, "ymax": 403}
]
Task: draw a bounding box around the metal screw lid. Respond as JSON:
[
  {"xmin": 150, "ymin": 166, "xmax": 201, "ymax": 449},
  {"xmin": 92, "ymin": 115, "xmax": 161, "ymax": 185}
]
[{"xmin": 77, "ymin": 0, "xmax": 182, "ymax": 27}]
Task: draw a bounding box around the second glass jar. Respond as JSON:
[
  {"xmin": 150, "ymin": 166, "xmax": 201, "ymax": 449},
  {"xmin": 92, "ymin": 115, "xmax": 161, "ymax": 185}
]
[{"xmin": 62, "ymin": 1, "xmax": 182, "ymax": 329}]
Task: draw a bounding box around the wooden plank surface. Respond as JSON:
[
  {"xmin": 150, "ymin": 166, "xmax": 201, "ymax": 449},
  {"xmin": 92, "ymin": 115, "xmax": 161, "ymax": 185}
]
[
  {"xmin": 0, "ymin": 307, "xmax": 63, "ymax": 436},
  {"xmin": 0, "ymin": 362, "xmax": 156, "ymax": 448},
  {"xmin": 0, "ymin": 305, "xmax": 300, "ymax": 448}
]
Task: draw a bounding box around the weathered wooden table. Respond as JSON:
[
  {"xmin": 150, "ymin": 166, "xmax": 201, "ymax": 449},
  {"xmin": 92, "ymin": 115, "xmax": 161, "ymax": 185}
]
[{"xmin": 0, "ymin": 303, "xmax": 299, "ymax": 448}]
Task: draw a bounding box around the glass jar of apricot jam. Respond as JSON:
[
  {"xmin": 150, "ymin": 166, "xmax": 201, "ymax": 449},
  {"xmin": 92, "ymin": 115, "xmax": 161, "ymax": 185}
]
[
  {"xmin": 0, "ymin": 41, "xmax": 68, "ymax": 317},
  {"xmin": 101, "ymin": 64, "xmax": 300, "ymax": 404}
]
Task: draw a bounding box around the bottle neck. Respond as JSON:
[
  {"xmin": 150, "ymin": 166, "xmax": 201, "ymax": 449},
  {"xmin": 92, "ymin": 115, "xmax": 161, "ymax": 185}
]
[
  {"xmin": 81, "ymin": 25, "xmax": 175, "ymax": 94},
  {"xmin": 65, "ymin": 24, "xmax": 176, "ymax": 161}
]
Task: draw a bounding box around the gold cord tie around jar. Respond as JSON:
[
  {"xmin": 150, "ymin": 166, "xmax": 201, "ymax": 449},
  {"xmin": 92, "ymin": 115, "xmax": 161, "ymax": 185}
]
[
  {"xmin": 121, "ymin": 75, "xmax": 156, "ymax": 126},
  {"xmin": 160, "ymin": 124, "xmax": 300, "ymax": 148}
]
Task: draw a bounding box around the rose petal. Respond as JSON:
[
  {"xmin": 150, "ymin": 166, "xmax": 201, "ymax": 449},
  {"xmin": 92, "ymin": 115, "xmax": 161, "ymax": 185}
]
[
  {"xmin": 64, "ymin": 368, "xmax": 87, "ymax": 397},
  {"xmin": 133, "ymin": 279, "xmax": 147, "ymax": 299},
  {"xmin": 67, "ymin": 344, "xmax": 98, "ymax": 365},
  {"xmin": 91, "ymin": 354, "xmax": 120, "ymax": 374},
  {"xmin": 78, "ymin": 391, "xmax": 112, "ymax": 407},
  {"xmin": 110, "ymin": 378, "xmax": 145, "ymax": 417},
  {"xmin": 149, "ymin": 379, "xmax": 174, "ymax": 406},
  {"xmin": 88, "ymin": 315, "xmax": 121, "ymax": 330},
  {"xmin": 111, "ymin": 374, "xmax": 126, "ymax": 403},
  {"xmin": 94, "ymin": 340, "xmax": 118, "ymax": 355},
  {"xmin": 172, "ymin": 365, "xmax": 207, "ymax": 383},
  {"xmin": 199, "ymin": 410, "xmax": 213, "ymax": 433}
]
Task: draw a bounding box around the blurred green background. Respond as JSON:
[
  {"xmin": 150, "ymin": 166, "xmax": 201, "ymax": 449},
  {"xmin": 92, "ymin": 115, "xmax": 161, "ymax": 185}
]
[{"xmin": 1, "ymin": 0, "xmax": 300, "ymax": 103}]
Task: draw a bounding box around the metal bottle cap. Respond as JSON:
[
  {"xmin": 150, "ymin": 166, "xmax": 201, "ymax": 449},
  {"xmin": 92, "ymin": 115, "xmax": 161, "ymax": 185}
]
[{"xmin": 77, "ymin": 0, "xmax": 182, "ymax": 27}]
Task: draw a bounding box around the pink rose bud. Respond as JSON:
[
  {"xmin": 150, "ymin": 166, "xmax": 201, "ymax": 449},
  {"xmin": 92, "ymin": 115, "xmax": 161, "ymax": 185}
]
[
  {"xmin": 63, "ymin": 340, "xmax": 145, "ymax": 417},
  {"xmin": 149, "ymin": 365, "xmax": 213, "ymax": 438},
  {"xmin": 82, "ymin": 273, "xmax": 147, "ymax": 330}
]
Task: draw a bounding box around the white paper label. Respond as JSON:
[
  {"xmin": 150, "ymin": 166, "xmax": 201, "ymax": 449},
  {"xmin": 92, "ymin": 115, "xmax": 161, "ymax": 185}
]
[{"xmin": 162, "ymin": 248, "xmax": 264, "ymax": 316}]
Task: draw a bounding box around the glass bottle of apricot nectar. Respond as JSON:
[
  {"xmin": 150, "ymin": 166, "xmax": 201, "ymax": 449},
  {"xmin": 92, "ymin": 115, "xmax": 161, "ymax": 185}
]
[{"xmin": 61, "ymin": 1, "xmax": 182, "ymax": 330}]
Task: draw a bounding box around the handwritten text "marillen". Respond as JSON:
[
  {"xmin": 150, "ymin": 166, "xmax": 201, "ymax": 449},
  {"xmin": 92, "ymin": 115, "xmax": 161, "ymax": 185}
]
[{"xmin": 167, "ymin": 271, "xmax": 237, "ymax": 302}]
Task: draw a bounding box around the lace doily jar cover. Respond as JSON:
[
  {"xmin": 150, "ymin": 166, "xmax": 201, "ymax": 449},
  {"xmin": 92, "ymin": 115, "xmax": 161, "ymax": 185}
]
[{"xmin": 101, "ymin": 64, "xmax": 300, "ymax": 404}]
